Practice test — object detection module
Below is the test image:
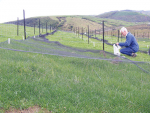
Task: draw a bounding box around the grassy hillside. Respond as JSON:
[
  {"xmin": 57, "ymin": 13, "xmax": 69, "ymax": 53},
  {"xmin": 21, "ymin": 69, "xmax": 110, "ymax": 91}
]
[
  {"xmin": 55, "ymin": 15, "xmax": 140, "ymax": 30},
  {"xmin": 0, "ymin": 25, "xmax": 150, "ymax": 112},
  {"xmin": 3, "ymin": 15, "xmax": 137, "ymax": 32},
  {"xmin": 3, "ymin": 13, "xmax": 150, "ymax": 39},
  {"xmin": 96, "ymin": 10, "xmax": 150, "ymax": 22},
  {"xmin": 1, "ymin": 48, "xmax": 150, "ymax": 113},
  {"xmin": 0, "ymin": 23, "xmax": 49, "ymax": 42},
  {"xmin": 5, "ymin": 16, "xmax": 59, "ymax": 28},
  {"xmin": 3, "ymin": 9, "xmax": 150, "ymax": 35},
  {"xmin": 57, "ymin": 16, "xmax": 102, "ymax": 31},
  {"xmin": 137, "ymin": 10, "xmax": 150, "ymax": 16}
]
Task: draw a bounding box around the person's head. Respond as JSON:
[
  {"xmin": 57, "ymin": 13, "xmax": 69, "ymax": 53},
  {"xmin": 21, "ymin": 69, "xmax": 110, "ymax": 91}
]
[{"xmin": 120, "ymin": 27, "xmax": 128, "ymax": 36}]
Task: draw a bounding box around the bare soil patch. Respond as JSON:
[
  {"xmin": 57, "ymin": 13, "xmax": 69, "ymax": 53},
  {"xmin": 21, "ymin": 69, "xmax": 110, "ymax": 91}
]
[{"xmin": 5, "ymin": 106, "xmax": 51, "ymax": 113}]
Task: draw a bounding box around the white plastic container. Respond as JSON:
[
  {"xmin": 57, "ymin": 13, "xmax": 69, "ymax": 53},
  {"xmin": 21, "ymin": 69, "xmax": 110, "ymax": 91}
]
[{"xmin": 8, "ymin": 38, "xmax": 10, "ymax": 44}]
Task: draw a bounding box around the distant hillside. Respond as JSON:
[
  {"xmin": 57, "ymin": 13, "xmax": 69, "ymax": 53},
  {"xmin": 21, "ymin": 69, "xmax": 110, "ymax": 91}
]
[
  {"xmin": 5, "ymin": 15, "xmax": 129, "ymax": 31},
  {"xmin": 96, "ymin": 10, "xmax": 150, "ymax": 22},
  {"xmin": 5, "ymin": 16, "xmax": 59, "ymax": 28},
  {"xmin": 136, "ymin": 10, "xmax": 150, "ymax": 16},
  {"xmin": 4, "ymin": 14, "xmax": 149, "ymax": 33}
]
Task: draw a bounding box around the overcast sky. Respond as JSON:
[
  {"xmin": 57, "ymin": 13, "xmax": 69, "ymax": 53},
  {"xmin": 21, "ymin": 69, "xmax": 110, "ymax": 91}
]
[{"xmin": 0, "ymin": 0, "xmax": 150, "ymax": 23}]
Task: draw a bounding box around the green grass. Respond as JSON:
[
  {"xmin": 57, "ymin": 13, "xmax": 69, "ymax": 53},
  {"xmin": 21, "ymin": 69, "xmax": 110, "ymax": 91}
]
[
  {"xmin": 0, "ymin": 24, "xmax": 48, "ymax": 42},
  {"xmin": 47, "ymin": 31, "xmax": 150, "ymax": 62},
  {"xmin": 78, "ymin": 15, "xmax": 136, "ymax": 27},
  {"xmin": 0, "ymin": 49, "xmax": 150, "ymax": 113},
  {"xmin": 0, "ymin": 24, "xmax": 150, "ymax": 113}
]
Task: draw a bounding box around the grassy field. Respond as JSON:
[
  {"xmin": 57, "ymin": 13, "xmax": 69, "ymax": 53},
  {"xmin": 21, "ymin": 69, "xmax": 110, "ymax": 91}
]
[
  {"xmin": 0, "ymin": 24, "xmax": 150, "ymax": 113},
  {"xmin": 0, "ymin": 24, "xmax": 48, "ymax": 42},
  {"xmin": 46, "ymin": 31, "xmax": 150, "ymax": 62}
]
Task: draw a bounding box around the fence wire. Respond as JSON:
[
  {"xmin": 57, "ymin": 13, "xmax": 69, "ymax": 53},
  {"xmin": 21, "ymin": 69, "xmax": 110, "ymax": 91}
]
[{"xmin": 0, "ymin": 31, "xmax": 150, "ymax": 74}]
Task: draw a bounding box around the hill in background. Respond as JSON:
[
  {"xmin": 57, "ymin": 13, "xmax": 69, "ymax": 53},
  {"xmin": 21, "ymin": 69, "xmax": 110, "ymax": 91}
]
[
  {"xmin": 5, "ymin": 16, "xmax": 59, "ymax": 29},
  {"xmin": 96, "ymin": 10, "xmax": 150, "ymax": 22},
  {"xmin": 4, "ymin": 10, "xmax": 150, "ymax": 34},
  {"xmin": 5, "ymin": 15, "xmax": 135, "ymax": 31},
  {"xmin": 137, "ymin": 10, "xmax": 150, "ymax": 16}
]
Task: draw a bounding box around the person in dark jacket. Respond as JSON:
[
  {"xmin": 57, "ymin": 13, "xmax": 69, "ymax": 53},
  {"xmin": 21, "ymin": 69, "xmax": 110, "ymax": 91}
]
[{"xmin": 116, "ymin": 27, "xmax": 139, "ymax": 57}]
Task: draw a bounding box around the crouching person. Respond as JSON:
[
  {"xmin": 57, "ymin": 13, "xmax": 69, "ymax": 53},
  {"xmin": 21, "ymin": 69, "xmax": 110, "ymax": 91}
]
[{"xmin": 116, "ymin": 27, "xmax": 139, "ymax": 57}]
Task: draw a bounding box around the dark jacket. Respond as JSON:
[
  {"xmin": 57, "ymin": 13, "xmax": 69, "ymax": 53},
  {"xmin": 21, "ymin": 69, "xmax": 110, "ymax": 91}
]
[{"xmin": 119, "ymin": 32, "xmax": 139, "ymax": 52}]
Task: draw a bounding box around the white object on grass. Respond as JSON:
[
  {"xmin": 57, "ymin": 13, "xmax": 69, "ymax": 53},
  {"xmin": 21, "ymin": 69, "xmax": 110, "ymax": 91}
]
[
  {"xmin": 93, "ymin": 42, "xmax": 95, "ymax": 47},
  {"xmin": 23, "ymin": 36, "xmax": 24, "ymax": 40},
  {"xmin": 113, "ymin": 44, "xmax": 121, "ymax": 56},
  {"xmin": 8, "ymin": 38, "xmax": 10, "ymax": 44}
]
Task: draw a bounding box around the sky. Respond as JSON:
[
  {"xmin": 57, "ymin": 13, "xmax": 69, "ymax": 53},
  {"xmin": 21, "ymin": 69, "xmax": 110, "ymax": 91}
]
[{"xmin": 0, "ymin": 0, "xmax": 150, "ymax": 23}]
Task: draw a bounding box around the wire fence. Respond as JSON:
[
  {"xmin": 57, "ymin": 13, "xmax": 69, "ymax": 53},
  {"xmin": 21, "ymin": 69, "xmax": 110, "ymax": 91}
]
[
  {"xmin": 0, "ymin": 10, "xmax": 150, "ymax": 59},
  {"xmin": 0, "ymin": 30, "xmax": 149, "ymax": 74},
  {"xmin": 0, "ymin": 9, "xmax": 150, "ymax": 55},
  {"xmin": 73, "ymin": 26, "xmax": 150, "ymax": 55}
]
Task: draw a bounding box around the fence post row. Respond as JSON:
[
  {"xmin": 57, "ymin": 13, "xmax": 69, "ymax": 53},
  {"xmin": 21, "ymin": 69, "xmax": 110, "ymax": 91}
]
[
  {"xmin": 21, "ymin": 12, "xmax": 109, "ymax": 52},
  {"xmin": 21, "ymin": 11, "xmax": 148, "ymax": 52},
  {"xmin": 73, "ymin": 21, "xmax": 105, "ymax": 49},
  {"xmin": 20, "ymin": 10, "xmax": 150, "ymax": 43}
]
